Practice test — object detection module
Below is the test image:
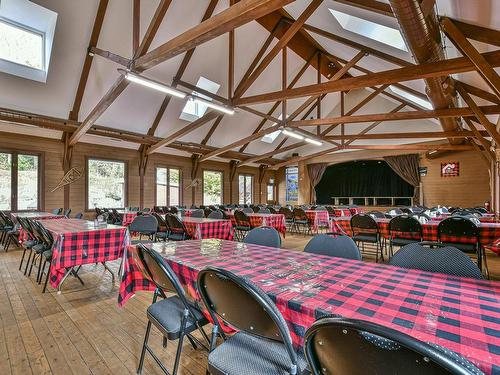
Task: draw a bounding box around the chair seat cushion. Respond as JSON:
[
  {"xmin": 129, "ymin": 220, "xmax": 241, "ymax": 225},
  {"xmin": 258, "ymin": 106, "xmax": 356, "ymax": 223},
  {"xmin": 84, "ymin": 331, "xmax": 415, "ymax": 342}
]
[
  {"xmin": 294, "ymin": 219, "xmax": 309, "ymax": 225},
  {"xmin": 441, "ymin": 242, "xmax": 477, "ymax": 253},
  {"xmin": 42, "ymin": 250, "xmax": 53, "ymax": 261},
  {"xmin": 391, "ymin": 238, "xmax": 420, "ymax": 247},
  {"xmin": 353, "ymin": 234, "xmax": 378, "ymax": 243},
  {"xmin": 208, "ymin": 332, "xmax": 308, "ymax": 375},
  {"xmin": 32, "ymin": 244, "xmax": 47, "ymax": 253},
  {"xmin": 235, "ymin": 226, "xmax": 251, "ymax": 231},
  {"xmin": 23, "ymin": 240, "xmax": 37, "ymax": 249},
  {"xmin": 155, "ymin": 231, "xmax": 168, "ymax": 239},
  {"xmin": 147, "ymin": 296, "xmax": 207, "ymax": 340}
]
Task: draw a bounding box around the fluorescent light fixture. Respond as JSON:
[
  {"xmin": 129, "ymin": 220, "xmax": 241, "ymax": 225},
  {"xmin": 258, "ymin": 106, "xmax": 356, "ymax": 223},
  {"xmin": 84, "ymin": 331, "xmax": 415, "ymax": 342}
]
[
  {"xmin": 389, "ymin": 85, "xmax": 433, "ymax": 109},
  {"xmin": 118, "ymin": 69, "xmax": 186, "ymax": 99},
  {"xmin": 282, "ymin": 129, "xmax": 304, "ymax": 140},
  {"xmin": 191, "ymin": 97, "xmax": 235, "ymax": 115},
  {"xmin": 305, "ymin": 138, "xmax": 323, "ymax": 146},
  {"xmin": 329, "ymin": 9, "xmax": 408, "ymax": 52},
  {"xmin": 428, "ymin": 150, "xmax": 438, "ymax": 155}
]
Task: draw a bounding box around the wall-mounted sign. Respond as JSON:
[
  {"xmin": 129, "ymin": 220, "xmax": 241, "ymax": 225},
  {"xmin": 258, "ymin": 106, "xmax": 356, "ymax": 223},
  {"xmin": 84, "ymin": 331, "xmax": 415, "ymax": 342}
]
[
  {"xmin": 441, "ymin": 162, "xmax": 459, "ymax": 177},
  {"xmin": 418, "ymin": 167, "xmax": 428, "ymax": 176}
]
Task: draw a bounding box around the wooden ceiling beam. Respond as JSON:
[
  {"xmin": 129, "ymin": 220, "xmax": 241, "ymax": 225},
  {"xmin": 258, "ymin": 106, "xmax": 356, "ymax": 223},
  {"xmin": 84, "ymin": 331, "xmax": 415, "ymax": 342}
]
[
  {"xmin": 88, "ymin": 47, "xmax": 130, "ymax": 67},
  {"xmin": 233, "ymin": 0, "xmax": 322, "ymax": 98},
  {"xmin": 457, "ymin": 84, "xmax": 500, "ymax": 145},
  {"xmin": 457, "ymin": 80, "xmax": 500, "ymax": 105},
  {"xmin": 133, "ymin": 0, "xmax": 140, "ymax": 54},
  {"xmin": 234, "ymin": 50, "xmax": 500, "ymax": 105},
  {"xmin": 238, "ymin": 141, "xmax": 304, "ymax": 166},
  {"xmin": 290, "ymin": 105, "xmax": 500, "ymax": 127},
  {"xmin": 342, "ymin": 144, "xmax": 475, "ymax": 151},
  {"xmin": 451, "ymin": 19, "xmax": 500, "ymax": 48},
  {"xmin": 69, "ymin": 0, "xmax": 109, "ymax": 121},
  {"xmin": 463, "ymin": 118, "xmax": 495, "ymax": 162},
  {"xmin": 147, "ymin": 111, "xmax": 219, "ymax": 154},
  {"xmin": 441, "ymin": 17, "xmax": 500, "ymax": 98},
  {"xmin": 68, "ymin": 0, "xmax": 173, "ymax": 146},
  {"xmin": 134, "ymin": 0, "xmax": 293, "ymax": 71},
  {"xmin": 201, "ymin": 115, "xmax": 224, "ymax": 145},
  {"xmin": 325, "ymin": 131, "xmax": 478, "ymax": 140}
]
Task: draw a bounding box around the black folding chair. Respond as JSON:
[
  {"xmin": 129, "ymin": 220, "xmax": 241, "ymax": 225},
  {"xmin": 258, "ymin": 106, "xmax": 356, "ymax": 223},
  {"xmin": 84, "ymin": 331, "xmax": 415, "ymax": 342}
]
[
  {"xmin": 389, "ymin": 242, "xmax": 483, "ymax": 279},
  {"xmin": 233, "ymin": 210, "xmax": 252, "ymax": 241},
  {"xmin": 129, "ymin": 215, "xmax": 158, "ymax": 244},
  {"xmin": 279, "ymin": 207, "xmax": 294, "ymax": 231},
  {"xmin": 132, "ymin": 244, "xmax": 209, "ymax": 375},
  {"xmin": 151, "ymin": 212, "xmax": 169, "ymax": 242},
  {"xmin": 292, "ymin": 208, "xmax": 312, "ymax": 235},
  {"xmin": 350, "ymin": 214, "xmax": 383, "ymax": 262},
  {"xmin": 243, "ymin": 226, "xmax": 281, "ymax": 248},
  {"xmin": 388, "ymin": 215, "xmax": 422, "ymax": 257},
  {"xmin": 165, "ymin": 214, "xmax": 191, "ymax": 241},
  {"xmin": 304, "ymin": 233, "xmax": 361, "ymax": 260},
  {"xmin": 304, "ymin": 316, "xmax": 483, "ymax": 375},
  {"xmin": 197, "ymin": 267, "xmax": 308, "ymax": 375}
]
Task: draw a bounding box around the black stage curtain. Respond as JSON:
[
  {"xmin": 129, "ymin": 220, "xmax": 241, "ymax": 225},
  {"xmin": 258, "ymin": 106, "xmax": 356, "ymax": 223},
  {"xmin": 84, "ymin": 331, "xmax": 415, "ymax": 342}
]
[{"xmin": 315, "ymin": 160, "xmax": 414, "ymax": 204}]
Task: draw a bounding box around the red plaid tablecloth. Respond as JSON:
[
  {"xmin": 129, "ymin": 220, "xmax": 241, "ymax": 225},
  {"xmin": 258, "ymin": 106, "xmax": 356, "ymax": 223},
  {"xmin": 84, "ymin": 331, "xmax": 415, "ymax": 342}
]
[
  {"xmin": 332, "ymin": 208, "xmax": 351, "ymax": 217},
  {"xmin": 349, "ymin": 207, "xmax": 362, "ymax": 215},
  {"xmin": 305, "ymin": 210, "xmax": 330, "ymax": 232},
  {"xmin": 12, "ymin": 212, "xmax": 66, "ymax": 242},
  {"xmin": 331, "ymin": 217, "xmax": 500, "ymax": 248},
  {"xmin": 40, "ymin": 219, "xmax": 130, "ymax": 288},
  {"xmin": 227, "ymin": 213, "xmax": 287, "ymax": 235},
  {"xmin": 181, "ymin": 217, "xmax": 234, "ymax": 240},
  {"xmin": 119, "ymin": 239, "xmax": 500, "ymax": 374},
  {"xmin": 116, "ymin": 211, "xmax": 137, "ymax": 226}
]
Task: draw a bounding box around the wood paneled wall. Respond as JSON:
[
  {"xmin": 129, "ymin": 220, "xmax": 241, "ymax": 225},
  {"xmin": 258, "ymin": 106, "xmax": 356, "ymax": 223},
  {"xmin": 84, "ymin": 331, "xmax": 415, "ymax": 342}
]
[{"xmin": 0, "ymin": 132, "xmax": 275, "ymax": 217}]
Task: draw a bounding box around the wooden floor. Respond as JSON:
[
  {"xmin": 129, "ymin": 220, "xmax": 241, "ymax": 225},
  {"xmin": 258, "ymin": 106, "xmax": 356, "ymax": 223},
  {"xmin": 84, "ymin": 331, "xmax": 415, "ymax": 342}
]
[{"xmin": 0, "ymin": 235, "xmax": 499, "ymax": 375}]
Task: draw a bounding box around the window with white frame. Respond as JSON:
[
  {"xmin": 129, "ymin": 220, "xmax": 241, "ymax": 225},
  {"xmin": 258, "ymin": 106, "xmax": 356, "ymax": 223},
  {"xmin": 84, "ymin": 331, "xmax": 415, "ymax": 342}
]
[
  {"xmin": 156, "ymin": 167, "xmax": 181, "ymax": 206},
  {"xmin": 239, "ymin": 174, "xmax": 253, "ymax": 205},
  {"xmin": 0, "ymin": 0, "xmax": 57, "ymax": 82},
  {"xmin": 203, "ymin": 170, "xmax": 223, "ymax": 205},
  {"xmin": 180, "ymin": 76, "xmax": 220, "ymax": 122},
  {"xmin": 87, "ymin": 159, "xmax": 126, "ymax": 209}
]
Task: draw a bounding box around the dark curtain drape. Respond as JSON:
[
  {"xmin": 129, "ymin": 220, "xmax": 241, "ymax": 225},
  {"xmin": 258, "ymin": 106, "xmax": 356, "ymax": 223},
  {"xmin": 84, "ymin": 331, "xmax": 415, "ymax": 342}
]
[
  {"xmin": 307, "ymin": 163, "xmax": 327, "ymax": 203},
  {"xmin": 384, "ymin": 154, "xmax": 420, "ymax": 201},
  {"xmin": 315, "ymin": 161, "xmax": 414, "ymax": 204}
]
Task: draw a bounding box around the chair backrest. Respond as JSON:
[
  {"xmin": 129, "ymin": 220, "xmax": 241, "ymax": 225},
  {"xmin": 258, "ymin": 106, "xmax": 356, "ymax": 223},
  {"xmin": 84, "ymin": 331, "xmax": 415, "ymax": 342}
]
[
  {"xmin": 74, "ymin": 212, "xmax": 83, "ymax": 219},
  {"xmin": 437, "ymin": 217, "xmax": 479, "ymax": 244},
  {"xmin": 279, "ymin": 207, "xmax": 294, "ymax": 219},
  {"xmin": 366, "ymin": 210, "xmax": 385, "ymax": 219},
  {"xmin": 0, "ymin": 211, "xmax": 14, "ymax": 226},
  {"xmin": 190, "ymin": 209, "xmax": 204, "ymax": 218},
  {"xmin": 207, "ymin": 210, "xmax": 223, "ymax": 219},
  {"xmin": 259, "ymin": 208, "xmax": 271, "ymax": 214},
  {"xmin": 129, "ymin": 215, "xmax": 158, "ymax": 234},
  {"xmin": 304, "ymin": 233, "xmax": 362, "ymax": 260},
  {"xmin": 204, "ymin": 208, "xmax": 213, "ymax": 218},
  {"xmin": 252, "ymin": 206, "xmax": 260, "ymax": 213},
  {"xmin": 170, "ymin": 206, "xmax": 179, "ymax": 214},
  {"xmin": 234, "ymin": 210, "xmax": 251, "ymax": 226},
  {"xmin": 243, "ymin": 227, "xmax": 281, "ymax": 248},
  {"xmin": 401, "ymin": 207, "xmax": 413, "ymax": 214},
  {"xmin": 268, "ymin": 207, "xmax": 277, "ymax": 214},
  {"xmin": 293, "ymin": 208, "xmax": 307, "ymax": 220},
  {"xmin": 51, "ymin": 208, "xmax": 62, "ymax": 215},
  {"xmin": 38, "ymin": 222, "xmax": 55, "ymax": 247},
  {"xmin": 389, "ymin": 216, "xmax": 422, "ymax": 239},
  {"xmin": 197, "ymin": 267, "xmax": 297, "ymax": 367},
  {"xmin": 304, "ymin": 316, "xmax": 482, "ymax": 375},
  {"xmin": 151, "ymin": 212, "xmax": 168, "ymax": 228},
  {"xmin": 165, "ymin": 213, "xmax": 187, "ymax": 233},
  {"xmin": 351, "ymin": 214, "xmax": 378, "ymax": 232},
  {"xmin": 242, "ymin": 207, "xmax": 254, "ymax": 214},
  {"xmin": 64, "ymin": 208, "xmax": 72, "ymax": 217},
  {"xmin": 389, "ymin": 243, "xmax": 483, "ymax": 279},
  {"xmin": 315, "ymin": 205, "xmax": 326, "ymax": 211}
]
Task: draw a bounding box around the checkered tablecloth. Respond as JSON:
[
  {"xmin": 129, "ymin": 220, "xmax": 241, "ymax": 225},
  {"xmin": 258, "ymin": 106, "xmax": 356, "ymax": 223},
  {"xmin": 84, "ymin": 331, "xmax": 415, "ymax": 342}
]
[
  {"xmin": 331, "ymin": 217, "xmax": 500, "ymax": 248},
  {"xmin": 40, "ymin": 219, "xmax": 130, "ymax": 288},
  {"xmin": 119, "ymin": 239, "xmax": 500, "ymax": 374},
  {"xmin": 12, "ymin": 212, "xmax": 66, "ymax": 242},
  {"xmin": 227, "ymin": 212, "xmax": 287, "ymax": 235},
  {"xmin": 116, "ymin": 211, "xmax": 137, "ymax": 226},
  {"xmin": 181, "ymin": 217, "xmax": 234, "ymax": 240},
  {"xmin": 305, "ymin": 210, "xmax": 330, "ymax": 232},
  {"xmin": 332, "ymin": 208, "xmax": 352, "ymax": 217}
]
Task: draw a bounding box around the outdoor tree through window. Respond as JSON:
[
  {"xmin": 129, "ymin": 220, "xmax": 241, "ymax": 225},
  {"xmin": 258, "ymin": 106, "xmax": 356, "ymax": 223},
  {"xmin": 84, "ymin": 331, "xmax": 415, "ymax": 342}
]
[
  {"xmin": 203, "ymin": 170, "xmax": 223, "ymax": 205},
  {"xmin": 87, "ymin": 159, "xmax": 126, "ymax": 209},
  {"xmin": 239, "ymin": 174, "xmax": 253, "ymax": 205}
]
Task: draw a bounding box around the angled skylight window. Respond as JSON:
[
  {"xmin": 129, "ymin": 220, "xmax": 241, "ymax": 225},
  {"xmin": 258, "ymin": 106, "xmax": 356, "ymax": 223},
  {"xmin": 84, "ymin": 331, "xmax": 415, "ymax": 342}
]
[
  {"xmin": 389, "ymin": 85, "xmax": 433, "ymax": 109},
  {"xmin": 261, "ymin": 114, "xmax": 285, "ymax": 144},
  {"xmin": 329, "ymin": 9, "xmax": 408, "ymax": 52},
  {"xmin": 0, "ymin": 20, "xmax": 43, "ymax": 69},
  {"xmin": 0, "ymin": 0, "xmax": 58, "ymax": 82},
  {"xmin": 180, "ymin": 76, "xmax": 220, "ymax": 122}
]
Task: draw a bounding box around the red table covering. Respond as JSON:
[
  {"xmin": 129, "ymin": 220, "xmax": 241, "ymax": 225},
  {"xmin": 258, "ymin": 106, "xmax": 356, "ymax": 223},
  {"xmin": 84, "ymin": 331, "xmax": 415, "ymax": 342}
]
[
  {"xmin": 116, "ymin": 210, "xmax": 138, "ymax": 226},
  {"xmin": 181, "ymin": 217, "xmax": 234, "ymax": 240},
  {"xmin": 331, "ymin": 217, "xmax": 500, "ymax": 251},
  {"xmin": 40, "ymin": 219, "xmax": 130, "ymax": 288},
  {"xmin": 119, "ymin": 239, "xmax": 500, "ymax": 374},
  {"xmin": 227, "ymin": 212, "xmax": 287, "ymax": 235},
  {"xmin": 305, "ymin": 210, "xmax": 330, "ymax": 232},
  {"xmin": 12, "ymin": 212, "xmax": 66, "ymax": 242}
]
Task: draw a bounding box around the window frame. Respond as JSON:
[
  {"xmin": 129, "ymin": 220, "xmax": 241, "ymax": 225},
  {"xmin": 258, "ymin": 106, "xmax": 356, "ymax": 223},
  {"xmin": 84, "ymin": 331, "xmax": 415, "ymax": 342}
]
[
  {"xmin": 0, "ymin": 148, "xmax": 43, "ymax": 212},
  {"xmin": 85, "ymin": 157, "xmax": 128, "ymax": 211},
  {"xmin": 267, "ymin": 178, "xmax": 275, "ymax": 203},
  {"xmin": 238, "ymin": 173, "xmax": 254, "ymax": 205},
  {"xmin": 202, "ymin": 169, "xmax": 224, "ymax": 206},
  {"xmin": 285, "ymin": 166, "xmax": 299, "ymax": 203},
  {"xmin": 154, "ymin": 165, "xmax": 183, "ymax": 207}
]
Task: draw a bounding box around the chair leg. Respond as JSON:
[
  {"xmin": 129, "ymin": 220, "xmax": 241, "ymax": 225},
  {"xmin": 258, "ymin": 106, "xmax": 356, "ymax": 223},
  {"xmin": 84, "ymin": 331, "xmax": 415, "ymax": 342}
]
[
  {"xmin": 28, "ymin": 253, "xmax": 38, "ymax": 277},
  {"xmin": 19, "ymin": 248, "xmax": 27, "ymax": 270},
  {"xmin": 42, "ymin": 263, "xmax": 51, "ymax": 293},
  {"xmin": 24, "ymin": 250, "xmax": 33, "ymax": 275},
  {"xmin": 137, "ymin": 321, "xmax": 152, "ymax": 375},
  {"xmin": 172, "ymin": 315, "xmax": 188, "ymax": 375},
  {"xmin": 37, "ymin": 254, "xmax": 44, "ymax": 283}
]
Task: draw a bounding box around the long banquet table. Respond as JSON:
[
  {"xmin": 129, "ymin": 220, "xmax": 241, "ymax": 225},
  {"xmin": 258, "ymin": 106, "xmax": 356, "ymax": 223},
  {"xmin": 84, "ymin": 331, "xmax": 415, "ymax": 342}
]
[
  {"xmin": 41, "ymin": 219, "xmax": 129, "ymax": 290},
  {"xmin": 119, "ymin": 239, "xmax": 500, "ymax": 374},
  {"xmin": 227, "ymin": 212, "xmax": 287, "ymax": 235},
  {"xmin": 180, "ymin": 217, "xmax": 234, "ymax": 240}
]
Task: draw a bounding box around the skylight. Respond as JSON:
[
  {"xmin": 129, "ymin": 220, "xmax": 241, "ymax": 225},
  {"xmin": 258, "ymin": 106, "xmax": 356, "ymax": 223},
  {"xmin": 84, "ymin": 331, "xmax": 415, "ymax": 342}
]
[
  {"xmin": 389, "ymin": 86, "xmax": 433, "ymax": 109},
  {"xmin": 261, "ymin": 114, "xmax": 284, "ymax": 144},
  {"xmin": 180, "ymin": 76, "xmax": 220, "ymax": 122},
  {"xmin": 329, "ymin": 9, "xmax": 408, "ymax": 52},
  {"xmin": 0, "ymin": 20, "xmax": 43, "ymax": 69},
  {"xmin": 0, "ymin": 0, "xmax": 58, "ymax": 82}
]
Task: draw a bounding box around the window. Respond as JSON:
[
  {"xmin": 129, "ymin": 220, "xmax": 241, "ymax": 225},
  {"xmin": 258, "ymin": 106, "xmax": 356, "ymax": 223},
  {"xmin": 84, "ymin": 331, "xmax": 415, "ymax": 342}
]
[
  {"xmin": 285, "ymin": 167, "xmax": 299, "ymax": 202},
  {"xmin": 267, "ymin": 178, "xmax": 275, "ymax": 202},
  {"xmin": 156, "ymin": 167, "xmax": 181, "ymax": 206},
  {"xmin": 87, "ymin": 159, "xmax": 126, "ymax": 209},
  {"xmin": 261, "ymin": 114, "xmax": 285, "ymax": 144},
  {"xmin": 180, "ymin": 76, "xmax": 221, "ymax": 122},
  {"xmin": 239, "ymin": 174, "xmax": 253, "ymax": 205},
  {"xmin": 329, "ymin": 9, "xmax": 407, "ymax": 51},
  {"xmin": 0, "ymin": 0, "xmax": 57, "ymax": 82},
  {"xmin": 203, "ymin": 170, "xmax": 223, "ymax": 205},
  {"xmin": 0, "ymin": 151, "xmax": 41, "ymax": 211},
  {"xmin": 0, "ymin": 20, "xmax": 43, "ymax": 69},
  {"xmin": 389, "ymin": 86, "xmax": 433, "ymax": 109}
]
